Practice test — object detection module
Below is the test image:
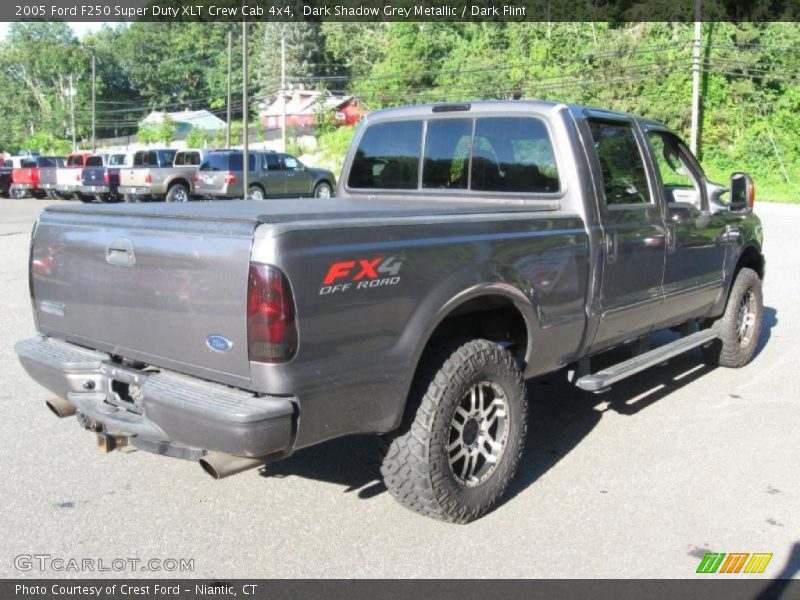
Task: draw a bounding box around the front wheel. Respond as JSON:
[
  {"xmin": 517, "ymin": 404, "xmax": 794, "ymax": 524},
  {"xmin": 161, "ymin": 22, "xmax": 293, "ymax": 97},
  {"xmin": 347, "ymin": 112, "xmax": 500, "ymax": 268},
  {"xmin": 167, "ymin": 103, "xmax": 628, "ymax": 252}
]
[
  {"xmin": 381, "ymin": 339, "xmax": 528, "ymax": 523},
  {"xmin": 702, "ymin": 267, "xmax": 763, "ymax": 368},
  {"xmin": 313, "ymin": 182, "xmax": 333, "ymax": 198}
]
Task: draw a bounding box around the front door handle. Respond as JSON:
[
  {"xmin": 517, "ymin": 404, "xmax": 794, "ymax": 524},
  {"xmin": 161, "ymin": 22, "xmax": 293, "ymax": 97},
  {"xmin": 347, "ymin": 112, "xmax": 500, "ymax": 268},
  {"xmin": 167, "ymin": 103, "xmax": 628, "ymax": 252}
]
[{"xmin": 665, "ymin": 224, "xmax": 677, "ymax": 253}]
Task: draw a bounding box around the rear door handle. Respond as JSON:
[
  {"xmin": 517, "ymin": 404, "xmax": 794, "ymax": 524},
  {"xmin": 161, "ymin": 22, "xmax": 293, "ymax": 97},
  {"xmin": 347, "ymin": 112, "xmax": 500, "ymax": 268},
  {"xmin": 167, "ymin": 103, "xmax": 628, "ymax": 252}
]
[
  {"xmin": 106, "ymin": 237, "xmax": 136, "ymax": 267},
  {"xmin": 604, "ymin": 232, "xmax": 618, "ymax": 264}
]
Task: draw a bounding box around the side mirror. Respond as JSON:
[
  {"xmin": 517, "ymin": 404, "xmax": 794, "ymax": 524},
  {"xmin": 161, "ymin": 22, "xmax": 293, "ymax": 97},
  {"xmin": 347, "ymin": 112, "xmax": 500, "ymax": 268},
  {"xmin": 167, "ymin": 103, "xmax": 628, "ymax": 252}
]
[{"xmin": 729, "ymin": 172, "xmax": 755, "ymax": 212}]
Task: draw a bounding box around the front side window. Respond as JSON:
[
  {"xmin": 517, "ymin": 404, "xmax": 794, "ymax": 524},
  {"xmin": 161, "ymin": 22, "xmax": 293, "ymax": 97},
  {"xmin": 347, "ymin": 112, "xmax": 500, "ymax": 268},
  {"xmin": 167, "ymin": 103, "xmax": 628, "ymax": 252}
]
[
  {"xmin": 648, "ymin": 131, "xmax": 702, "ymax": 209},
  {"xmin": 348, "ymin": 120, "xmax": 423, "ymax": 189},
  {"xmin": 282, "ymin": 155, "xmax": 301, "ymax": 171},
  {"xmin": 588, "ymin": 120, "xmax": 651, "ymax": 206}
]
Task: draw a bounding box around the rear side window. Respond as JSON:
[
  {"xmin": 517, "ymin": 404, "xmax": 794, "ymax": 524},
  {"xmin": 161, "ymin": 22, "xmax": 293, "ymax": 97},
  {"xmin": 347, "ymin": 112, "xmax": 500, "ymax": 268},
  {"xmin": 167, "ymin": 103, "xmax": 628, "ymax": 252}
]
[
  {"xmin": 265, "ymin": 153, "xmax": 281, "ymax": 171},
  {"xmin": 86, "ymin": 156, "xmax": 104, "ymax": 167},
  {"xmin": 133, "ymin": 152, "xmax": 146, "ymax": 166},
  {"xmin": 348, "ymin": 120, "xmax": 423, "ymax": 189},
  {"xmin": 588, "ymin": 120, "xmax": 651, "ymax": 206},
  {"xmin": 162, "ymin": 150, "xmax": 177, "ymax": 166}
]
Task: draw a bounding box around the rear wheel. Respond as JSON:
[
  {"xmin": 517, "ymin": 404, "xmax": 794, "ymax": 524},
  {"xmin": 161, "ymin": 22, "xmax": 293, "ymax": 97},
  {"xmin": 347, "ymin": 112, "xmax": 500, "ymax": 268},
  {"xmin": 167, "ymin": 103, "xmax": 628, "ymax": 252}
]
[
  {"xmin": 381, "ymin": 339, "xmax": 528, "ymax": 523},
  {"xmin": 313, "ymin": 182, "xmax": 333, "ymax": 198},
  {"xmin": 247, "ymin": 185, "xmax": 265, "ymax": 200},
  {"xmin": 165, "ymin": 183, "xmax": 189, "ymax": 203},
  {"xmin": 702, "ymin": 267, "xmax": 763, "ymax": 367}
]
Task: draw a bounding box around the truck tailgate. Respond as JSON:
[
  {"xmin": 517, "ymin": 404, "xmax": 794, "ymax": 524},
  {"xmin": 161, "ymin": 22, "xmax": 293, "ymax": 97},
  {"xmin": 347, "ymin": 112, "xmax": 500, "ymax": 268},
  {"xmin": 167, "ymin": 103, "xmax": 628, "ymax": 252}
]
[
  {"xmin": 30, "ymin": 207, "xmax": 256, "ymax": 386},
  {"xmin": 120, "ymin": 168, "xmax": 150, "ymax": 187}
]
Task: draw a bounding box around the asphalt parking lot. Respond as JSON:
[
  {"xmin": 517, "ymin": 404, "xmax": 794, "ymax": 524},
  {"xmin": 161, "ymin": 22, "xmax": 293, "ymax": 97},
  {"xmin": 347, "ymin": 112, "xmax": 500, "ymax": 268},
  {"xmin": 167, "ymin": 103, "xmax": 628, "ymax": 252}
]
[{"xmin": 0, "ymin": 197, "xmax": 797, "ymax": 580}]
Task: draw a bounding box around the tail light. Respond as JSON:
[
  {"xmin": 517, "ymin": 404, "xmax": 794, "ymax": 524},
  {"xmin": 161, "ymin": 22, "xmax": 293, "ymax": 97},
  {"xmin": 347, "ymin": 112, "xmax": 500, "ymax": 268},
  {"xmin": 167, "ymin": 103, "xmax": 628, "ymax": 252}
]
[
  {"xmin": 224, "ymin": 172, "xmax": 236, "ymax": 185},
  {"xmin": 748, "ymin": 179, "xmax": 756, "ymax": 209},
  {"xmin": 145, "ymin": 173, "xmax": 152, "ymax": 184},
  {"xmin": 75, "ymin": 171, "xmax": 81, "ymax": 181},
  {"xmin": 247, "ymin": 263, "xmax": 297, "ymax": 363},
  {"xmin": 103, "ymin": 172, "xmax": 110, "ymax": 184},
  {"xmin": 193, "ymin": 171, "xmax": 200, "ymax": 182}
]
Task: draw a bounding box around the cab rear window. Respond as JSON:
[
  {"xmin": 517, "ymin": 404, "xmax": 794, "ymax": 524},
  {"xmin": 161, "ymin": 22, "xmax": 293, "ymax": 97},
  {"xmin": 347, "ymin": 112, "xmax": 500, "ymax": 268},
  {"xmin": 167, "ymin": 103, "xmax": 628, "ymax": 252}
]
[{"xmin": 348, "ymin": 116, "xmax": 560, "ymax": 193}]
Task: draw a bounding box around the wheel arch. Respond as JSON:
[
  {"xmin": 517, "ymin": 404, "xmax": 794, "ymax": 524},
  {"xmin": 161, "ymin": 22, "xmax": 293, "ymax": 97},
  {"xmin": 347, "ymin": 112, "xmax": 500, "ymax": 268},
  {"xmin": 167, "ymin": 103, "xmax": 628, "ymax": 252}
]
[
  {"xmin": 709, "ymin": 240, "xmax": 765, "ymax": 319},
  {"xmin": 392, "ymin": 284, "xmax": 538, "ymax": 430}
]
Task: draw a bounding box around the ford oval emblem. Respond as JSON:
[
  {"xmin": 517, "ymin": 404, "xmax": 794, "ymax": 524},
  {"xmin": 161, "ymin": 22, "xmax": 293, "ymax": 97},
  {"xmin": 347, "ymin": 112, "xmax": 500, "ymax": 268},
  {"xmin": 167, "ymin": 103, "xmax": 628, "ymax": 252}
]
[{"xmin": 206, "ymin": 335, "xmax": 233, "ymax": 353}]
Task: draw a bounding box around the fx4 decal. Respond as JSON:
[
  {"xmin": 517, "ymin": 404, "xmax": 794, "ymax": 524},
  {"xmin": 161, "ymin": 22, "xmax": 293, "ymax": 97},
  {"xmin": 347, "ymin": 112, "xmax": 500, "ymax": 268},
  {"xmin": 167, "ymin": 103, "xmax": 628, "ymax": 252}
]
[{"xmin": 320, "ymin": 256, "xmax": 402, "ymax": 295}]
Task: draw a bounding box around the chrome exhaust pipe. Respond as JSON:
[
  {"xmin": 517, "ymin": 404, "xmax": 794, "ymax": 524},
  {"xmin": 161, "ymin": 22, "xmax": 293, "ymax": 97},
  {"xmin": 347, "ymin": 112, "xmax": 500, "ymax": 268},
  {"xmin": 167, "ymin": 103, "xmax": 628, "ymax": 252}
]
[
  {"xmin": 46, "ymin": 397, "xmax": 76, "ymax": 418},
  {"xmin": 199, "ymin": 450, "xmax": 289, "ymax": 480},
  {"xmin": 199, "ymin": 452, "xmax": 269, "ymax": 480}
]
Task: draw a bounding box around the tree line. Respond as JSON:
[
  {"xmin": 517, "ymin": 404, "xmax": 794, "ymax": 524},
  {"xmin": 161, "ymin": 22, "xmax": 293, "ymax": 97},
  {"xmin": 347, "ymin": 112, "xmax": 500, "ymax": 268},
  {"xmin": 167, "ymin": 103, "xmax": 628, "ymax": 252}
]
[{"xmin": 0, "ymin": 21, "xmax": 797, "ymax": 199}]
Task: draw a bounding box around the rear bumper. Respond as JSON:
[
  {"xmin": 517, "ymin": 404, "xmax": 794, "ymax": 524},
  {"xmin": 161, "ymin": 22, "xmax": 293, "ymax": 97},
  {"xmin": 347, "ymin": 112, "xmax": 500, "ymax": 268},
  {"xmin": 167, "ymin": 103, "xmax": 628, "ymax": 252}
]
[
  {"xmin": 15, "ymin": 336, "xmax": 296, "ymax": 458},
  {"xmin": 118, "ymin": 186, "xmax": 154, "ymax": 197},
  {"xmin": 79, "ymin": 184, "xmax": 112, "ymax": 195},
  {"xmin": 55, "ymin": 184, "xmax": 78, "ymax": 194}
]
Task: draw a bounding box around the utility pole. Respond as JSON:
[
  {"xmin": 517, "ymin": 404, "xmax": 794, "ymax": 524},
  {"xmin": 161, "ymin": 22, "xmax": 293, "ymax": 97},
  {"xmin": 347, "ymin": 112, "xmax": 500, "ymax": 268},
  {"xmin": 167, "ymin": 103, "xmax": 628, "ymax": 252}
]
[
  {"xmin": 242, "ymin": 18, "xmax": 249, "ymax": 197},
  {"xmin": 281, "ymin": 27, "xmax": 287, "ymax": 153},
  {"xmin": 69, "ymin": 74, "xmax": 76, "ymax": 153},
  {"xmin": 91, "ymin": 47, "xmax": 96, "ymax": 152},
  {"xmin": 226, "ymin": 27, "xmax": 232, "ymax": 148},
  {"xmin": 690, "ymin": 0, "xmax": 702, "ymax": 155}
]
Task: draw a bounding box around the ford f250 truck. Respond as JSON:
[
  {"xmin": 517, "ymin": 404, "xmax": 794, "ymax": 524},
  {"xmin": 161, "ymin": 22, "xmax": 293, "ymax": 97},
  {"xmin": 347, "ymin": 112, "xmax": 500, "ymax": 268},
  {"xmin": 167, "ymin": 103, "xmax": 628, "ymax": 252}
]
[
  {"xmin": 15, "ymin": 101, "xmax": 764, "ymax": 523},
  {"xmin": 118, "ymin": 148, "xmax": 205, "ymax": 203}
]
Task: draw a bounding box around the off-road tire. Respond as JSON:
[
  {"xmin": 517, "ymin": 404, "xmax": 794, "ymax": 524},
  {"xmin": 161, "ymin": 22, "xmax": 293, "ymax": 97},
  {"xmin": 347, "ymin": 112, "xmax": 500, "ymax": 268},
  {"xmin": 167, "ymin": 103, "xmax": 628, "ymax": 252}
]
[
  {"xmin": 381, "ymin": 339, "xmax": 528, "ymax": 523},
  {"xmin": 702, "ymin": 267, "xmax": 763, "ymax": 368}
]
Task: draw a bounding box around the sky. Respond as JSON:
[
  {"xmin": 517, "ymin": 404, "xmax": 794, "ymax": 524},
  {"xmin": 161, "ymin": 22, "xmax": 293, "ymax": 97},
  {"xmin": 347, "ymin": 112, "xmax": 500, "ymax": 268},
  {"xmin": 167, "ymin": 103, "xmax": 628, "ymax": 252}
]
[{"xmin": 0, "ymin": 21, "xmax": 109, "ymax": 40}]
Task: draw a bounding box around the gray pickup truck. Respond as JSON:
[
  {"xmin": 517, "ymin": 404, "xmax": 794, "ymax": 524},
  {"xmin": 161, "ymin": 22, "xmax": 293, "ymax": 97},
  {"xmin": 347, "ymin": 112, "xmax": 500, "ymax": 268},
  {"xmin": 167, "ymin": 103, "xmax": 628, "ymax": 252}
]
[
  {"xmin": 15, "ymin": 101, "xmax": 764, "ymax": 523},
  {"xmin": 118, "ymin": 148, "xmax": 205, "ymax": 203}
]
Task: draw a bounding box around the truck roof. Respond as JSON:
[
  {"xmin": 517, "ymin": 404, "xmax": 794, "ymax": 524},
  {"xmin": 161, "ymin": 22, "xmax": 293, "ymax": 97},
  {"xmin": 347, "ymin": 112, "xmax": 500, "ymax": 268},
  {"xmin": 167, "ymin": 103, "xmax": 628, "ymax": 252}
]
[{"xmin": 365, "ymin": 99, "xmax": 668, "ymax": 129}]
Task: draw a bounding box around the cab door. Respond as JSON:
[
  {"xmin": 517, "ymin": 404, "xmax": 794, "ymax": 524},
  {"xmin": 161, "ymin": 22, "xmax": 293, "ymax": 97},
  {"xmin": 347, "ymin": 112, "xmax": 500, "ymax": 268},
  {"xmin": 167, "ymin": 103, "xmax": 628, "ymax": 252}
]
[
  {"xmin": 585, "ymin": 116, "xmax": 667, "ymax": 352},
  {"xmin": 262, "ymin": 153, "xmax": 287, "ymax": 197},
  {"xmin": 644, "ymin": 128, "xmax": 729, "ymax": 327},
  {"xmin": 282, "ymin": 154, "xmax": 314, "ymax": 196}
]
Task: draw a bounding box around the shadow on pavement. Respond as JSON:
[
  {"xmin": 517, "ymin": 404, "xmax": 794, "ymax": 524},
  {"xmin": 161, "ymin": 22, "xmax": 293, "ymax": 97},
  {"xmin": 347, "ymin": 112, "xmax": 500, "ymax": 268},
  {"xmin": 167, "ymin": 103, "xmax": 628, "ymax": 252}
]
[{"xmin": 260, "ymin": 336, "xmax": 744, "ymax": 505}]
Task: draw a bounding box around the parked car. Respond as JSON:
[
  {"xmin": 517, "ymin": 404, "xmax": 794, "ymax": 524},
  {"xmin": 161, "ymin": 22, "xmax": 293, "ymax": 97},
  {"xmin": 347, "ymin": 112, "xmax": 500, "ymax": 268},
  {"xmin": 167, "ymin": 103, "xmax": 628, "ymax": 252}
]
[
  {"xmin": 16, "ymin": 101, "xmax": 764, "ymax": 522},
  {"xmin": 10, "ymin": 156, "xmax": 63, "ymax": 199},
  {"xmin": 194, "ymin": 150, "xmax": 336, "ymax": 200},
  {"xmin": 79, "ymin": 152, "xmax": 133, "ymax": 203},
  {"xmin": 55, "ymin": 152, "xmax": 93, "ymax": 200},
  {"xmin": 4, "ymin": 156, "xmax": 38, "ymax": 197},
  {"xmin": 0, "ymin": 160, "xmax": 13, "ymax": 197},
  {"xmin": 118, "ymin": 148, "xmax": 209, "ymax": 202},
  {"xmin": 38, "ymin": 157, "xmax": 67, "ymax": 199}
]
